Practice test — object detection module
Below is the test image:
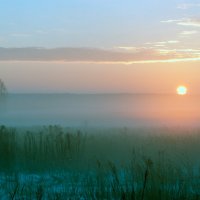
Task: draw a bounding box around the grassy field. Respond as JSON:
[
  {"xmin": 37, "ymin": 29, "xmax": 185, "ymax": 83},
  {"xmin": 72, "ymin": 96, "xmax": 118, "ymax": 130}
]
[{"xmin": 0, "ymin": 125, "xmax": 200, "ymax": 199}]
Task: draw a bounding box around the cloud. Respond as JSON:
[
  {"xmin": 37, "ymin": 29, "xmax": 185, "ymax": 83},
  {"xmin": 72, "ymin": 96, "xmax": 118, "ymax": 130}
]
[
  {"xmin": 145, "ymin": 40, "xmax": 179, "ymax": 48},
  {"xmin": 0, "ymin": 47, "xmax": 200, "ymax": 64},
  {"xmin": 177, "ymin": 3, "xmax": 200, "ymax": 10},
  {"xmin": 115, "ymin": 46, "xmax": 138, "ymax": 51},
  {"xmin": 180, "ymin": 30, "xmax": 198, "ymax": 35},
  {"xmin": 162, "ymin": 18, "xmax": 200, "ymax": 27},
  {"xmin": 130, "ymin": 57, "xmax": 200, "ymax": 64},
  {"xmin": 177, "ymin": 18, "xmax": 200, "ymax": 27},
  {"xmin": 161, "ymin": 19, "xmax": 181, "ymax": 23},
  {"xmin": 0, "ymin": 47, "xmax": 172, "ymax": 62},
  {"xmin": 157, "ymin": 48, "xmax": 200, "ymax": 58},
  {"xmin": 168, "ymin": 40, "xmax": 179, "ymax": 44}
]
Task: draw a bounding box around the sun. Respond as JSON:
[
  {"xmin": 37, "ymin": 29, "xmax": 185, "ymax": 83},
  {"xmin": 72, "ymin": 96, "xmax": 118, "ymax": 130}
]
[{"xmin": 177, "ymin": 86, "xmax": 187, "ymax": 95}]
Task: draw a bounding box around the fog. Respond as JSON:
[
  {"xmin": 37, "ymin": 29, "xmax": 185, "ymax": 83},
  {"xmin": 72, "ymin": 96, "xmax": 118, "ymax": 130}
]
[{"xmin": 0, "ymin": 94, "xmax": 200, "ymax": 127}]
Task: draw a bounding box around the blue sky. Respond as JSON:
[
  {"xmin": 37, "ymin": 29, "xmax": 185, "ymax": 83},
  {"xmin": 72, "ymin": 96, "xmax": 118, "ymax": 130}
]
[{"xmin": 1, "ymin": 0, "xmax": 199, "ymax": 48}]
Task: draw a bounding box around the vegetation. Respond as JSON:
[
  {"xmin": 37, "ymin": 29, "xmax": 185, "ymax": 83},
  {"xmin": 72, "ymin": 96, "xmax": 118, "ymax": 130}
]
[
  {"xmin": 0, "ymin": 79, "xmax": 7, "ymax": 96},
  {"xmin": 0, "ymin": 125, "xmax": 200, "ymax": 199}
]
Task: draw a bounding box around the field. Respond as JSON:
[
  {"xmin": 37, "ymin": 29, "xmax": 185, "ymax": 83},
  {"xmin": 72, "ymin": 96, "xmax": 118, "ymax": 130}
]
[{"xmin": 0, "ymin": 125, "xmax": 200, "ymax": 199}]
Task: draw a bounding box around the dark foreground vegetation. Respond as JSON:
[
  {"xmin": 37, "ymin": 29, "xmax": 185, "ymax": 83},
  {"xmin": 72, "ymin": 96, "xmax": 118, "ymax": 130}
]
[{"xmin": 0, "ymin": 125, "xmax": 200, "ymax": 199}]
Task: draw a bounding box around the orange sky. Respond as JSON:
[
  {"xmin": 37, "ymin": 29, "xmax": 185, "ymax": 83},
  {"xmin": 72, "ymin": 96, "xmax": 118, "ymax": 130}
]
[{"xmin": 0, "ymin": 60, "xmax": 199, "ymax": 94}]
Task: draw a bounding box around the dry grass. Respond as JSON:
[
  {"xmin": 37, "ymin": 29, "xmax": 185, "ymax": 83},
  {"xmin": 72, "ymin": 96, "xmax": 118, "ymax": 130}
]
[{"xmin": 0, "ymin": 125, "xmax": 200, "ymax": 199}]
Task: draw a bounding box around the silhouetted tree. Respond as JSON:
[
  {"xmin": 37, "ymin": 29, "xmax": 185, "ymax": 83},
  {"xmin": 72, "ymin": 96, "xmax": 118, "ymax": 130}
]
[
  {"xmin": 0, "ymin": 79, "xmax": 7, "ymax": 96},
  {"xmin": 0, "ymin": 79, "xmax": 7, "ymax": 114}
]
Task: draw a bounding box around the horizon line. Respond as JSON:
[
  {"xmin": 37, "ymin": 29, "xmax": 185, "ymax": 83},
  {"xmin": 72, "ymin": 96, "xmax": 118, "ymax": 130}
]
[{"xmin": 5, "ymin": 92, "xmax": 198, "ymax": 95}]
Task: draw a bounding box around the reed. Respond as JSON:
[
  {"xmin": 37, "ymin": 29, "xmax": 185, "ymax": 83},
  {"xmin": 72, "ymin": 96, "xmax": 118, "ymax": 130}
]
[{"xmin": 0, "ymin": 125, "xmax": 200, "ymax": 199}]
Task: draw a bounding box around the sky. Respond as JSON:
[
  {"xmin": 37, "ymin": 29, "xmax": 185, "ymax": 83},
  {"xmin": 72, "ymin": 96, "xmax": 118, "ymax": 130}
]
[{"xmin": 0, "ymin": 0, "xmax": 200, "ymax": 93}]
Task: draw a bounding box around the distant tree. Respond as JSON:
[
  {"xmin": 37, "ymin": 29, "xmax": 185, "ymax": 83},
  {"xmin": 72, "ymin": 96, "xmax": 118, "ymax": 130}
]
[{"xmin": 0, "ymin": 79, "xmax": 7, "ymax": 96}]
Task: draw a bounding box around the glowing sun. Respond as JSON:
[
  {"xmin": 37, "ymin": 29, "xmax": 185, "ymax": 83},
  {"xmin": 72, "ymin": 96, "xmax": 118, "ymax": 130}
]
[{"xmin": 177, "ymin": 86, "xmax": 187, "ymax": 95}]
